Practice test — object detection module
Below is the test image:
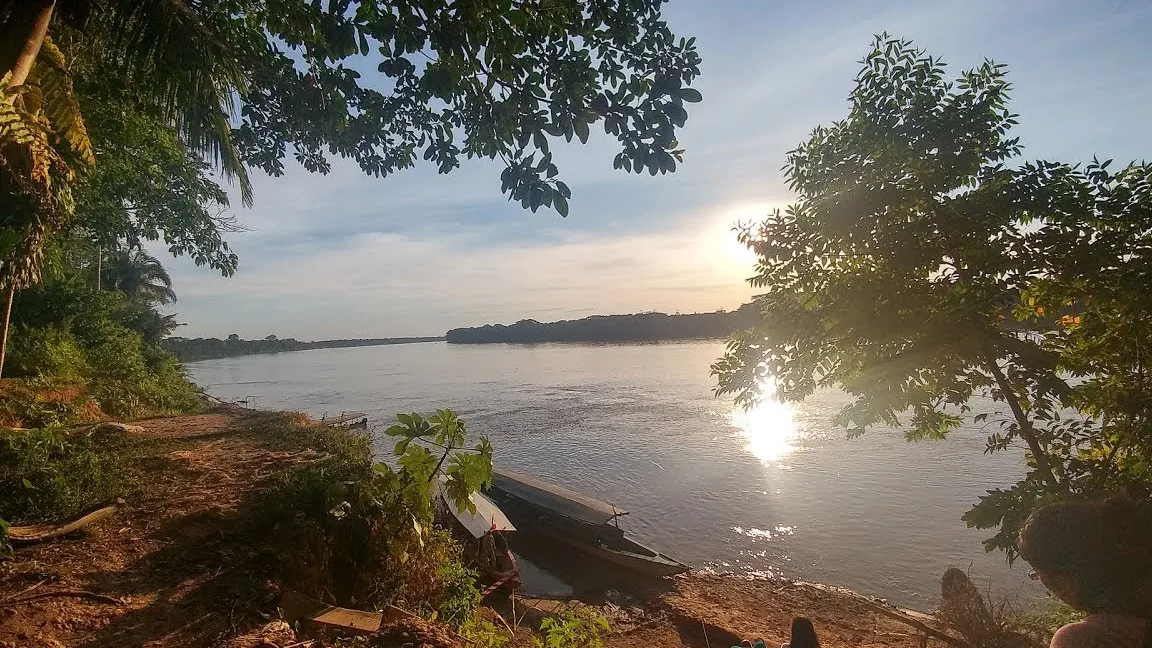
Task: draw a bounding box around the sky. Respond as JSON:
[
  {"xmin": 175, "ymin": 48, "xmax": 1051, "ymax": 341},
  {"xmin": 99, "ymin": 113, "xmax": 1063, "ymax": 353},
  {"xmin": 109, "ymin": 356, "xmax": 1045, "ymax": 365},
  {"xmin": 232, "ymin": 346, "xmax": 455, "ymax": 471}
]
[{"xmin": 165, "ymin": 0, "xmax": 1152, "ymax": 340}]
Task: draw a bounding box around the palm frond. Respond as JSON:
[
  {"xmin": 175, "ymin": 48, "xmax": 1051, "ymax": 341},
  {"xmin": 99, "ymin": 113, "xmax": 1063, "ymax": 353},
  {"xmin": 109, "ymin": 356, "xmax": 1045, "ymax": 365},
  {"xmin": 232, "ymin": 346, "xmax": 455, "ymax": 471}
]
[
  {"xmin": 28, "ymin": 36, "xmax": 94, "ymax": 166},
  {"xmin": 0, "ymin": 75, "xmax": 48, "ymax": 155},
  {"xmin": 1, "ymin": 72, "xmax": 77, "ymax": 290},
  {"xmin": 85, "ymin": 0, "xmax": 253, "ymax": 205}
]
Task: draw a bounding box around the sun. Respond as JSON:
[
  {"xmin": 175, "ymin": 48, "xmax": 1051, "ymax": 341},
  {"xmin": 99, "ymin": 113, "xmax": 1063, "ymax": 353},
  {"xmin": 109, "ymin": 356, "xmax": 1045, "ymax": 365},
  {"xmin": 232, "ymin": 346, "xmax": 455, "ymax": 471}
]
[{"xmin": 709, "ymin": 202, "xmax": 774, "ymax": 274}]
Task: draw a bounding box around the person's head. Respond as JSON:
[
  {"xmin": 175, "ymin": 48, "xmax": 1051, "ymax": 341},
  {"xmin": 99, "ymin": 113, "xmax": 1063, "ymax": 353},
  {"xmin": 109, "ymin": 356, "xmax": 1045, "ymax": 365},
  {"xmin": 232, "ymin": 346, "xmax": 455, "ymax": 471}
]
[
  {"xmin": 790, "ymin": 617, "xmax": 819, "ymax": 648},
  {"xmin": 1019, "ymin": 494, "xmax": 1152, "ymax": 615}
]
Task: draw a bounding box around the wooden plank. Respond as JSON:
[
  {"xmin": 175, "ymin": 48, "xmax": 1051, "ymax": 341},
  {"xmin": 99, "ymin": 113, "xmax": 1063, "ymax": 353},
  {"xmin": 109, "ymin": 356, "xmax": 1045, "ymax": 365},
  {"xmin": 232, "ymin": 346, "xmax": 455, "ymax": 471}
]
[
  {"xmin": 279, "ymin": 590, "xmax": 387, "ymax": 637},
  {"xmin": 311, "ymin": 607, "xmax": 382, "ymax": 635}
]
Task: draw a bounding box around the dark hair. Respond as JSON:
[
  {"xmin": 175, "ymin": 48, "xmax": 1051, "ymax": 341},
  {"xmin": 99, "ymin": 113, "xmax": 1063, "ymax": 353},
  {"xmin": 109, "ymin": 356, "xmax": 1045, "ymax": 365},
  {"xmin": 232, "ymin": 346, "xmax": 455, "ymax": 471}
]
[
  {"xmin": 790, "ymin": 617, "xmax": 819, "ymax": 648},
  {"xmin": 1019, "ymin": 494, "xmax": 1152, "ymax": 615}
]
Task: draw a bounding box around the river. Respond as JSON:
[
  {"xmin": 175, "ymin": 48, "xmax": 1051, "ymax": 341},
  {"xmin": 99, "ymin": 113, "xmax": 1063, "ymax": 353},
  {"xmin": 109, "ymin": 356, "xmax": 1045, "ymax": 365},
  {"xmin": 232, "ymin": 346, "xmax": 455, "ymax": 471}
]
[{"xmin": 186, "ymin": 340, "xmax": 1039, "ymax": 610}]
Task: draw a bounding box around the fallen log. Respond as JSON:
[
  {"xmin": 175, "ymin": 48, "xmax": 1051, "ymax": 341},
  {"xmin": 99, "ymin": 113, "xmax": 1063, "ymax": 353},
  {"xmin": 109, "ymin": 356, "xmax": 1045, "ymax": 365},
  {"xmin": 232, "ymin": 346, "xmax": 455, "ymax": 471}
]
[{"xmin": 6, "ymin": 505, "xmax": 117, "ymax": 544}]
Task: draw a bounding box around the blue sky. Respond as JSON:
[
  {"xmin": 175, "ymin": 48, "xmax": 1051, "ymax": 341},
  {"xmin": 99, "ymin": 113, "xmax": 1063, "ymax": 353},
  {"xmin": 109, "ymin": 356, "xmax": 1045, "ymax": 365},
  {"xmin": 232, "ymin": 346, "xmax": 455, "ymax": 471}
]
[{"xmin": 165, "ymin": 0, "xmax": 1152, "ymax": 340}]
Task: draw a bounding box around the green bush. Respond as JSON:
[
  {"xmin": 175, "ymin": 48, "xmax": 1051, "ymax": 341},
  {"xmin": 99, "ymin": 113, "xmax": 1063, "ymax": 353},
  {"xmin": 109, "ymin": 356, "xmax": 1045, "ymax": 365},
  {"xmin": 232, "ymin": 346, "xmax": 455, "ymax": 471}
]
[
  {"xmin": 426, "ymin": 538, "xmax": 481, "ymax": 627},
  {"xmin": 459, "ymin": 614, "xmax": 510, "ymax": 648},
  {"xmin": 251, "ymin": 410, "xmax": 492, "ymax": 618},
  {"xmin": 5, "ymin": 276, "xmax": 203, "ymax": 424},
  {"xmin": 5, "ymin": 324, "xmax": 91, "ymax": 379},
  {"xmin": 535, "ymin": 610, "xmax": 611, "ymax": 648},
  {"xmin": 0, "ymin": 378, "xmax": 98, "ymax": 429},
  {"xmin": 1009, "ymin": 600, "xmax": 1086, "ymax": 645},
  {"xmin": 0, "ymin": 426, "xmax": 124, "ymax": 523}
]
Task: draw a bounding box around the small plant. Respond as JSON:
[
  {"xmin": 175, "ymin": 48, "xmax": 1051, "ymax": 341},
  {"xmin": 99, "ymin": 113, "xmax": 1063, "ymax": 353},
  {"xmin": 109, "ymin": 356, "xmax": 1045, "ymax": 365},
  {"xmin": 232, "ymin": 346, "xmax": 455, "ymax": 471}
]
[
  {"xmin": 430, "ymin": 557, "xmax": 481, "ymax": 628},
  {"xmin": 459, "ymin": 614, "xmax": 510, "ymax": 648},
  {"xmin": 1009, "ymin": 599, "xmax": 1086, "ymax": 645},
  {"xmin": 535, "ymin": 609, "xmax": 610, "ymax": 648}
]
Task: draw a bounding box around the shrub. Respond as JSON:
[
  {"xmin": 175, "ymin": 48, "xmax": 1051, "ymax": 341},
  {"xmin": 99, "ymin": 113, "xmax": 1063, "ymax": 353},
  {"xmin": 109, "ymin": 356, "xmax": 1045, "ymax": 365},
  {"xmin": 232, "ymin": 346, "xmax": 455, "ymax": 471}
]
[
  {"xmin": 5, "ymin": 325, "xmax": 91, "ymax": 379},
  {"xmin": 459, "ymin": 614, "xmax": 510, "ymax": 648},
  {"xmin": 535, "ymin": 610, "xmax": 610, "ymax": 648},
  {"xmin": 4, "ymin": 276, "xmax": 203, "ymax": 424},
  {"xmin": 0, "ymin": 426, "xmax": 124, "ymax": 523},
  {"xmin": 0, "ymin": 378, "xmax": 99, "ymax": 429},
  {"xmin": 251, "ymin": 409, "xmax": 492, "ymax": 618}
]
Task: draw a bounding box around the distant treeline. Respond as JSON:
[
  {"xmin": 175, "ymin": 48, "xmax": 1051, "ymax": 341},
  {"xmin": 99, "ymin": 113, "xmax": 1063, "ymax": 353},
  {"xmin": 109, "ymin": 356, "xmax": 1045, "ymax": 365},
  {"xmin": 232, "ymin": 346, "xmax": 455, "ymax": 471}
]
[
  {"xmin": 165, "ymin": 335, "xmax": 444, "ymax": 361},
  {"xmin": 445, "ymin": 304, "xmax": 760, "ymax": 344}
]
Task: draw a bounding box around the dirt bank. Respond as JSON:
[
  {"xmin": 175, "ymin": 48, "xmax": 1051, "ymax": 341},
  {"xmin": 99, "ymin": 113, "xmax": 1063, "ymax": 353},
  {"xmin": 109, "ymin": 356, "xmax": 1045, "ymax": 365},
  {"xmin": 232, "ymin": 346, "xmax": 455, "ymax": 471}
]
[{"xmin": 1, "ymin": 409, "xmax": 962, "ymax": 648}]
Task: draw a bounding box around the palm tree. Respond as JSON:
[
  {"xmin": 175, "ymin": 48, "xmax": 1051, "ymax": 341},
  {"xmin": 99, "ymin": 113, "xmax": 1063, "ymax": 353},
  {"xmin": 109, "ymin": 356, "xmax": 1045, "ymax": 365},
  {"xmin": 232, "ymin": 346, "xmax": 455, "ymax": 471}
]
[{"xmin": 103, "ymin": 248, "xmax": 177, "ymax": 304}]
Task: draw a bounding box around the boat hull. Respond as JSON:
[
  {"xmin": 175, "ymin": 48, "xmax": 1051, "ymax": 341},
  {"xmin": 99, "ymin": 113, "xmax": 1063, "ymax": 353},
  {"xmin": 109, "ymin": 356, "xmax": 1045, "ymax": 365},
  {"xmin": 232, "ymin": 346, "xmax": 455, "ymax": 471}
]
[
  {"xmin": 486, "ymin": 484, "xmax": 690, "ymax": 579},
  {"xmin": 531, "ymin": 525, "xmax": 689, "ymax": 577}
]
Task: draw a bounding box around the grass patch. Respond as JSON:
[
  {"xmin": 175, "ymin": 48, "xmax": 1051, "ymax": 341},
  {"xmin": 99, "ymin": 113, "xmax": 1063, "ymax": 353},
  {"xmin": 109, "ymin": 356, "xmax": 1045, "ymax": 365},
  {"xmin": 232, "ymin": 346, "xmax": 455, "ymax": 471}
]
[
  {"xmin": 1008, "ymin": 599, "xmax": 1086, "ymax": 645},
  {"xmin": 238, "ymin": 411, "xmax": 372, "ymax": 463}
]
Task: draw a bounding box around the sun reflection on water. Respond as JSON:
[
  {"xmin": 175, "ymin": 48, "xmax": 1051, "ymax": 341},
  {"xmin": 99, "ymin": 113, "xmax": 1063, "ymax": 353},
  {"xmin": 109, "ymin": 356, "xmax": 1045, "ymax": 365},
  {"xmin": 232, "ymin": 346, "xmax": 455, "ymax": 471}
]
[{"xmin": 729, "ymin": 383, "xmax": 798, "ymax": 464}]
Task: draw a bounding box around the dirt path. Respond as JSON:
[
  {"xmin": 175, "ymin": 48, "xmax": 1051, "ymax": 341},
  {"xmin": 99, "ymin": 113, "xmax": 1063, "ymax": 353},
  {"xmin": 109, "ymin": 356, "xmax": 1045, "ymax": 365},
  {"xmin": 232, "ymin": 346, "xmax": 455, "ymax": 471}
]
[{"xmin": 0, "ymin": 408, "xmax": 315, "ymax": 648}]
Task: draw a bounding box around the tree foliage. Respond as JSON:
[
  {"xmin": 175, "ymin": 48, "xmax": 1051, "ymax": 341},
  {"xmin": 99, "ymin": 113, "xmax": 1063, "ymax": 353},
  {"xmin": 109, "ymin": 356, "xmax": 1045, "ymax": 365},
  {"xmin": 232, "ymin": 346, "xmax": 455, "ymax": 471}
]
[
  {"xmin": 101, "ymin": 248, "xmax": 177, "ymax": 305},
  {"xmin": 713, "ymin": 34, "xmax": 1152, "ymax": 558},
  {"xmin": 70, "ymin": 69, "xmax": 238, "ymax": 276},
  {"xmin": 2, "ymin": 0, "xmax": 702, "ymax": 376},
  {"xmin": 221, "ymin": 0, "xmax": 703, "ymax": 214}
]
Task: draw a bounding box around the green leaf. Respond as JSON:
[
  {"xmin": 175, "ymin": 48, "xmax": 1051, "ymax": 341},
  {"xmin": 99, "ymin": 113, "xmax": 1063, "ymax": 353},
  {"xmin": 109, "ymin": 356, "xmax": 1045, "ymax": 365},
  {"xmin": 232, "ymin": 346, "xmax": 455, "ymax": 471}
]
[
  {"xmin": 677, "ymin": 88, "xmax": 702, "ymax": 103},
  {"xmin": 554, "ymin": 194, "xmax": 569, "ymax": 217},
  {"xmin": 394, "ymin": 438, "xmax": 412, "ymax": 455},
  {"xmin": 574, "ymin": 119, "xmax": 590, "ymax": 144}
]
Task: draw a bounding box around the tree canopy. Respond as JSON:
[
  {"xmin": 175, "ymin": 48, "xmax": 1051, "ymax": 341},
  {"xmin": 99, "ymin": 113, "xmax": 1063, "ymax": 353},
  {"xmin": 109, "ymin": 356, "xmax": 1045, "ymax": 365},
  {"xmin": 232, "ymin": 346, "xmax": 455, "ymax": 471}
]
[
  {"xmin": 1, "ymin": 0, "xmax": 703, "ymax": 376},
  {"xmin": 714, "ymin": 34, "xmax": 1152, "ymax": 558},
  {"xmin": 4, "ymin": 0, "xmax": 703, "ymax": 219}
]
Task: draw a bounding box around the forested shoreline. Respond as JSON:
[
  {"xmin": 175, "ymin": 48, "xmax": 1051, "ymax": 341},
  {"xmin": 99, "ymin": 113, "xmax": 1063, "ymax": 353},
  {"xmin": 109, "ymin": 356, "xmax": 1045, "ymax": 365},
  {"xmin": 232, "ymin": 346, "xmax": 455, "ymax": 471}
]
[
  {"xmin": 164, "ymin": 335, "xmax": 444, "ymax": 362},
  {"xmin": 445, "ymin": 303, "xmax": 760, "ymax": 343}
]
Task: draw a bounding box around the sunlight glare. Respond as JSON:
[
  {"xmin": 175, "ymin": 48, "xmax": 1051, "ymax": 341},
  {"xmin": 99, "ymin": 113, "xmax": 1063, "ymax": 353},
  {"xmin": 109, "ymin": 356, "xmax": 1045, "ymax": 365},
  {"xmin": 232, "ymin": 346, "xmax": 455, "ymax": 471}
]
[
  {"xmin": 707, "ymin": 202, "xmax": 775, "ymax": 275},
  {"xmin": 729, "ymin": 381, "xmax": 798, "ymax": 464}
]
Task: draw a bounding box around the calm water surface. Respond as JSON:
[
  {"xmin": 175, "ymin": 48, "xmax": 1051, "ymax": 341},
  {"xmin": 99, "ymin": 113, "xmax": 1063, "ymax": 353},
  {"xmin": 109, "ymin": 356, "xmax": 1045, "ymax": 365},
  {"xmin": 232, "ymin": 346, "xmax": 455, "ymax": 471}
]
[{"xmin": 187, "ymin": 341, "xmax": 1039, "ymax": 610}]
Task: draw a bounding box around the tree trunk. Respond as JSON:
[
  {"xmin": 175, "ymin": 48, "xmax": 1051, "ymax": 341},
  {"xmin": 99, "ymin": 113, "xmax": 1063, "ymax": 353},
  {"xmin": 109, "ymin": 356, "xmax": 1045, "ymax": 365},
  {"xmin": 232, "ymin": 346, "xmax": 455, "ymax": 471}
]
[
  {"xmin": 0, "ymin": 283, "xmax": 15, "ymax": 380},
  {"xmin": 985, "ymin": 357, "xmax": 1057, "ymax": 486},
  {"xmin": 0, "ymin": 0, "xmax": 55, "ymax": 87}
]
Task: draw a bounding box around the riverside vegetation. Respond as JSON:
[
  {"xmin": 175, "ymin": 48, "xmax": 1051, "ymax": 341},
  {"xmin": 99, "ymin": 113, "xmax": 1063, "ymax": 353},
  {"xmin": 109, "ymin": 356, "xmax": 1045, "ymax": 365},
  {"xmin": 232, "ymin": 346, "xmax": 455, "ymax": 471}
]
[
  {"xmin": 0, "ymin": 1, "xmax": 1145, "ymax": 646},
  {"xmin": 1, "ymin": 0, "xmax": 694, "ymax": 645}
]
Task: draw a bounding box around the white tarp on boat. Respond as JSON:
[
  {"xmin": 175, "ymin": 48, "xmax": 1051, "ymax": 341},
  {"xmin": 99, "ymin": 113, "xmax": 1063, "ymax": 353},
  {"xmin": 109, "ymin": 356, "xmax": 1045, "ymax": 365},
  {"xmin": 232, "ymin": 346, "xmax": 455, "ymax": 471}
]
[{"xmin": 438, "ymin": 482, "xmax": 515, "ymax": 539}]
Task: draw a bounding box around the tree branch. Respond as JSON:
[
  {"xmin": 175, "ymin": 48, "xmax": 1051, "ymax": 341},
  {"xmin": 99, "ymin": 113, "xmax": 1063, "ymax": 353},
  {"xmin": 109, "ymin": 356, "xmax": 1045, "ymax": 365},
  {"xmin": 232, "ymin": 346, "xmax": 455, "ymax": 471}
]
[{"xmin": 984, "ymin": 355, "xmax": 1057, "ymax": 486}]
